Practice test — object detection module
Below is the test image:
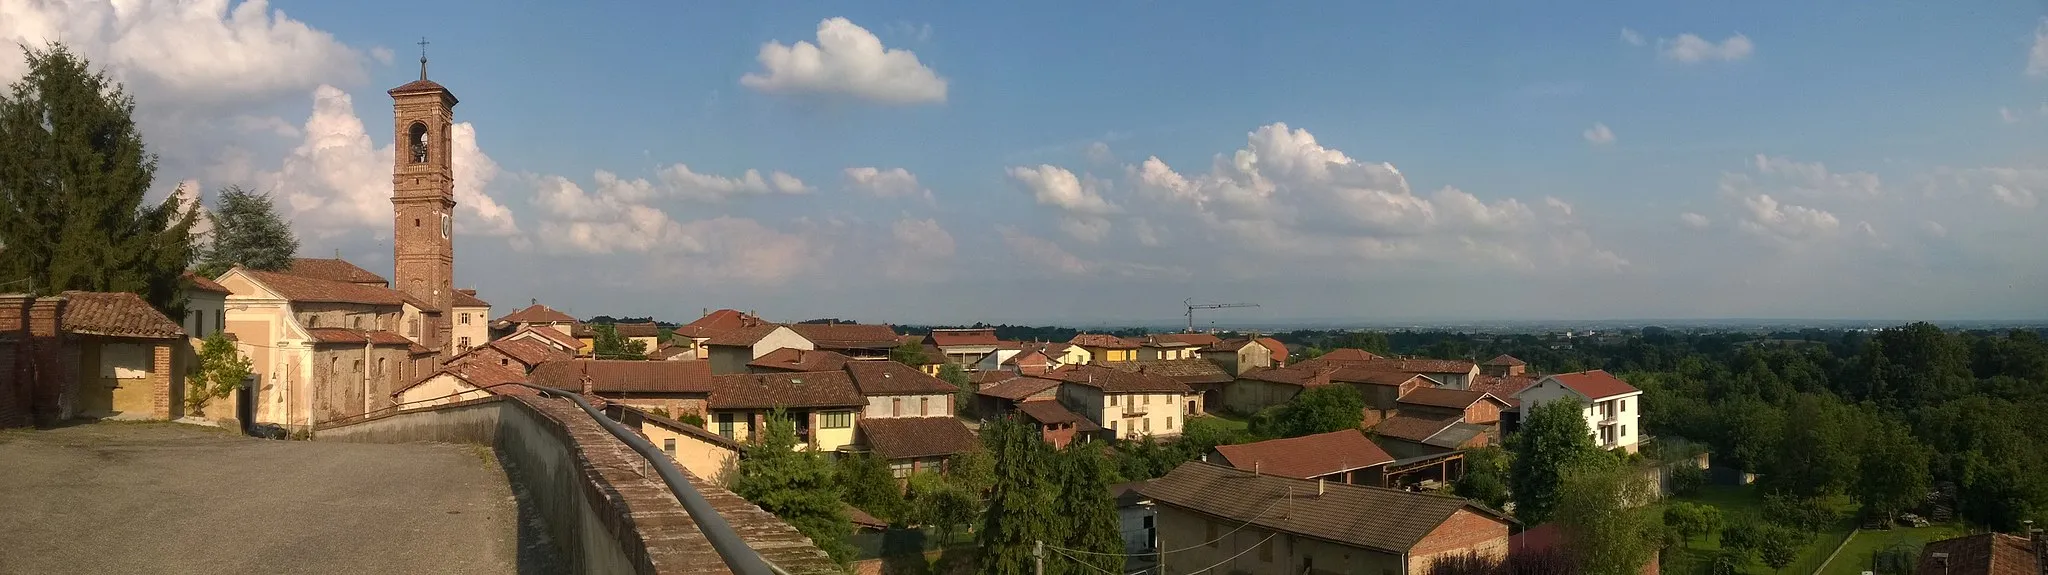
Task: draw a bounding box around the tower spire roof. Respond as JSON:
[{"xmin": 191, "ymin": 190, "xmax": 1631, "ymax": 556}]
[{"xmin": 417, "ymin": 37, "xmax": 430, "ymax": 80}]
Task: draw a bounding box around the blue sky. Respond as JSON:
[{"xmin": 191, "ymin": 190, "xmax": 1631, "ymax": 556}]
[{"xmin": 6, "ymin": 1, "xmax": 2046, "ymax": 324}]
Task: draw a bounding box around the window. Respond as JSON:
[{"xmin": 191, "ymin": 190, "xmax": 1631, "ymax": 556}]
[
  {"xmin": 352, "ymin": 359, "xmax": 363, "ymax": 373},
  {"xmin": 1620, "ymin": 399, "xmax": 1628, "ymax": 412},
  {"xmin": 1167, "ymin": 417, "xmax": 1174, "ymax": 430},
  {"xmin": 919, "ymin": 397, "xmax": 929, "ymax": 416},
  {"xmin": 1621, "ymin": 425, "xmax": 1627, "ymax": 437},
  {"xmin": 892, "ymin": 398, "xmax": 901, "ymax": 417},
  {"xmin": 1143, "ymin": 418, "xmax": 1151, "ymax": 432},
  {"xmin": 440, "ymin": 214, "xmax": 451, "ymax": 239},
  {"xmin": 460, "ymin": 313, "xmax": 470, "ymax": 325},
  {"xmin": 351, "ymin": 316, "xmax": 363, "ymax": 329},
  {"xmin": 216, "ymin": 310, "xmax": 223, "ymax": 333},
  {"xmin": 458, "ymin": 336, "xmax": 471, "ymax": 349},
  {"xmin": 821, "ymin": 411, "xmax": 852, "ymax": 429},
  {"xmin": 375, "ymin": 358, "xmax": 386, "ymax": 377},
  {"xmin": 190, "ymin": 310, "xmax": 202, "ymax": 336},
  {"xmin": 1143, "ymin": 394, "xmax": 1151, "ymax": 405},
  {"xmin": 1109, "ymin": 395, "xmax": 1118, "ymax": 406},
  {"xmin": 499, "ymin": 358, "xmax": 509, "ymax": 366},
  {"xmin": 663, "ymin": 438, "xmax": 676, "ymax": 456},
  {"xmin": 717, "ymin": 413, "xmax": 735, "ymax": 439},
  {"xmin": 1109, "ymin": 421, "xmax": 1117, "ymax": 433},
  {"xmin": 890, "ymin": 461, "xmax": 912, "ymax": 479}
]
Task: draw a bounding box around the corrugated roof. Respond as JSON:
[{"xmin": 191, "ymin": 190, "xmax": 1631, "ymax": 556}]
[
  {"xmin": 529, "ymin": 359, "xmax": 715, "ymax": 394},
  {"xmin": 1140, "ymin": 462, "xmax": 1509, "ymax": 554},
  {"xmin": 858, "ymin": 417, "xmax": 979, "ymax": 460},
  {"xmin": 1212, "ymin": 429, "xmax": 1395, "ymax": 479},
  {"xmin": 707, "ymin": 371, "xmax": 865, "ymax": 409},
  {"xmin": 844, "ymin": 360, "xmax": 957, "ymax": 396},
  {"xmin": 56, "ymin": 291, "xmax": 184, "ymax": 339}
]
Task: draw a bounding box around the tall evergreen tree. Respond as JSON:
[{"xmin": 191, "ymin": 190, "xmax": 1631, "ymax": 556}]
[
  {"xmin": 732, "ymin": 411, "xmax": 856, "ymax": 564},
  {"xmin": 1052, "ymin": 444, "xmax": 1124, "ymax": 575},
  {"xmin": 978, "ymin": 417, "xmax": 1057, "ymax": 575},
  {"xmin": 194, "ymin": 185, "xmax": 298, "ymax": 278},
  {"xmin": 1508, "ymin": 399, "xmax": 1600, "ymax": 525},
  {"xmin": 0, "ymin": 44, "xmax": 198, "ymax": 313}
]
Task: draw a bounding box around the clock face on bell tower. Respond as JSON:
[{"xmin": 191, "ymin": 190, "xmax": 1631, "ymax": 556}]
[{"xmin": 388, "ymin": 46, "xmax": 460, "ymax": 355}]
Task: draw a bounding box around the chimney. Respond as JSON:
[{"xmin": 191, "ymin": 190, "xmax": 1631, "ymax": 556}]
[
  {"xmin": 796, "ymin": 349, "xmax": 805, "ymax": 362},
  {"xmin": 1318, "ymin": 477, "xmax": 1326, "ymax": 496},
  {"xmin": 579, "ymin": 363, "xmax": 593, "ymax": 396},
  {"xmin": 530, "ymin": 298, "xmax": 537, "ymax": 306},
  {"xmin": 701, "ymin": 308, "xmax": 708, "ymax": 318},
  {"xmin": 1253, "ymin": 460, "xmax": 1260, "ymax": 476}
]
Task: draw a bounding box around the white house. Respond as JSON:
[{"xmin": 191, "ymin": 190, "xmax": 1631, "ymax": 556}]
[
  {"xmin": 702, "ymin": 323, "xmax": 814, "ymax": 375},
  {"xmin": 1513, "ymin": 370, "xmax": 1643, "ymax": 452}
]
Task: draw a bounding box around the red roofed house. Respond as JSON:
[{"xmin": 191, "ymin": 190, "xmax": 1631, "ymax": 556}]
[
  {"xmin": 1, "ymin": 291, "xmax": 191, "ymax": 426},
  {"xmin": 604, "ymin": 403, "xmax": 744, "ymax": 485},
  {"xmin": 1013, "ymin": 400, "xmax": 1098, "ymax": 449},
  {"xmin": 841, "ymin": 360, "xmax": 979, "ymax": 474},
  {"xmin": 785, "ymin": 322, "xmax": 902, "ymax": 361},
  {"xmin": 1915, "ymin": 530, "xmax": 2043, "ymax": 575},
  {"xmin": 927, "ymin": 328, "xmax": 1000, "ymax": 367},
  {"xmin": 1137, "ymin": 334, "xmax": 1208, "ymax": 361},
  {"xmin": 1201, "ymin": 338, "xmax": 1274, "ymax": 376},
  {"xmin": 449, "ymin": 337, "xmax": 570, "ymax": 374},
  {"xmin": 529, "ymin": 359, "xmax": 716, "ymax": 420},
  {"xmin": 1514, "ymin": 370, "xmax": 1643, "ymax": 452},
  {"xmin": 1210, "ymin": 429, "xmax": 1396, "ymax": 486},
  {"xmin": 1050, "ymin": 364, "xmax": 1196, "ymax": 440},
  {"xmin": 702, "ymin": 322, "xmax": 814, "ymax": 375},
  {"xmin": 748, "ymin": 348, "xmax": 852, "ymax": 373},
  {"xmin": 392, "ymin": 360, "xmax": 534, "ymax": 408},
  {"xmin": 449, "ymin": 289, "xmax": 490, "ymax": 354},
  {"xmin": 669, "ymin": 309, "xmax": 760, "ymax": 361},
  {"xmin": 1255, "ymin": 337, "xmax": 1289, "ymax": 367},
  {"xmin": 215, "ymin": 267, "xmax": 443, "ymax": 431},
  {"xmin": 1480, "ymin": 354, "xmax": 1528, "ymax": 377},
  {"xmin": 704, "ymin": 370, "xmax": 866, "ymax": 452},
  {"xmin": 1070, "ymin": 333, "xmax": 1141, "ymax": 363}
]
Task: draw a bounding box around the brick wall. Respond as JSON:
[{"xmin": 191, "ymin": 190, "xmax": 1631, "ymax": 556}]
[
  {"xmin": 0, "ymin": 295, "xmax": 80, "ymax": 428},
  {"xmin": 1408, "ymin": 508, "xmax": 1511, "ymax": 572},
  {"xmin": 150, "ymin": 343, "xmax": 173, "ymax": 419}
]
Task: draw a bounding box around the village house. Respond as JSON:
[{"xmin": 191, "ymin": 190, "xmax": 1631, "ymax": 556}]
[
  {"xmin": 492, "ymin": 301, "xmax": 577, "ymax": 340},
  {"xmin": 1372, "ymin": 412, "xmax": 1494, "ymax": 460},
  {"xmin": 391, "ymin": 360, "xmax": 534, "ymax": 408},
  {"xmin": 1479, "ymin": 354, "xmax": 1527, "ymax": 377},
  {"xmin": 1350, "ymin": 358, "xmax": 1479, "ymax": 389},
  {"xmin": 1225, "ymin": 363, "xmax": 1436, "ymax": 422},
  {"xmin": 0, "ymin": 292, "xmax": 189, "ymax": 425},
  {"xmin": 450, "ymin": 289, "xmax": 489, "ymax": 354},
  {"xmin": 785, "ymin": 322, "xmax": 902, "ymax": 361},
  {"xmin": 1397, "ymin": 388, "xmax": 1511, "ymax": 427},
  {"xmin": 843, "ymin": 360, "xmax": 981, "ymax": 473},
  {"xmin": 1049, "ymin": 364, "xmax": 1196, "ymax": 440},
  {"xmin": 1201, "ymin": 338, "xmax": 1273, "ymax": 376},
  {"xmin": 1013, "ymin": 400, "xmax": 1099, "ymax": 449},
  {"xmin": 215, "ymin": 267, "xmax": 440, "ymax": 430},
  {"xmin": 1256, "ymin": 337, "xmax": 1290, "ymax": 367},
  {"xmin": 178, "ymin": 273, "xmax": 234, "ymax": 422},
  {"xmin": 702, "ymin": 323, "xmax": 814, "ymax": 375},
  {"xmin": 610, "ymin": 321, "xmax": 663, "ymax": 352},
  {"xmin": 1210, "ymin": 429, "xmax": 1396, "ymax": 486},
  {"xmin": 927, "ymin": 328, "xmax": 1000, "ymax": 367},
  {"xmin": 1136, "ymin": 334, "xmax": 1209, "ymax": 361},
  {"xmin": 1100, "ymin": 358, "xmax": 1235, "ymax": 411},
  {"xmin": 1112, "ymin": 482, "xmax": 1159, "ymax": 558},
  {"xmin": 529, "ymin": 359, "xmax": 716, "ymax": 419},
  {"xmin": 447, "ymin": 337, "xmax": 570, "ymax": 374},
  {"xmin": 501, "ymin": 324, "xmax": 582, "ymax": 356},
  {"xmin": 1141, "ymin": 461, "xmax": 1514, "ymax": 575},
  {"xmin": 1916, "ymin": 529, "xmax": 2043, "ymax": 575},
  {"xmin": 669, "ymin": 308, "xmax": 759, "ymax": 361},
  {"xmin": 1514, "ymin": 370, "xmax": 1643, "ymax": 452},
  {"xmin": 973, "ymin": 372, "xmax": 1063, "ymax": 418},
  {"xmin": 747, "ymin": 348, "xmax": 852, "ymax": 373},
  {"xmin": 605, "ymin": 403, "xmax": 744, "ymax": 484},
  {"xmin": 704, "ymin": 370, "xmax": 865, "ymax": 452},
  {"xmin": 1070, "ymin": 333, "xmax": 1140, "ymax": 363}
]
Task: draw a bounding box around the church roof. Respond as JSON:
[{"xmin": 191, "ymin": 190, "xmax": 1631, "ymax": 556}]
[
  {"xmin": 388, "ymin": 79, "xmax": 459, "ymax": 104},
  {"xmin": 284, "ymin": 258, "xmax": 388, "ymax": 286}
]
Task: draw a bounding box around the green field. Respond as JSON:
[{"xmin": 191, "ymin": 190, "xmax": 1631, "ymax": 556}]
[
  {"xmin": 1659, "ymin": 485, "xmax": 1856, "ymax": 575},
  {"xmin": 1817, "ymin": 524, "xmax": 1967, "ymax": 575}
]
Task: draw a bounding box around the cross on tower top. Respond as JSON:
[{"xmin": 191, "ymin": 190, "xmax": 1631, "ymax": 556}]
[{"xmin": 417, "ymin": 37, "xmax": 430, "ymax": 80}]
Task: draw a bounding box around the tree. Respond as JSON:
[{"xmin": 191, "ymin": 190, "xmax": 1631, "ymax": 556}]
[
  {"xmin": 1669, "ymin": 464, "xmax": 1707, "ymax": 497},
  {"xmin": 1252, "ymin": 385, "xmax": 1364, "ymax": 438},
  {"xmin": 890, "ymin": 340, "xmax": 928, "ymax": 367},
  {"xmin": 1552, "ymin": 458, "xmax": 1660, "ymax": 575},
  {"xmin": 590, "ymin": 324, "xmax": 646, "ymax": 360},
  {"xmin": 1661, "ymin": 502, "xmax": 1722, "ymax": 545},
  {"xmin": 1052, "ymin": 444, "xmax": 1123, "ymax": 575},
  {"xmin": 1855, "ymin": 418, "xmax": 1931, "ymax": 524},
  {"xmin": 836, "ymin": 453, "xmax": 905, "ymax": 523},
  {"xmin": 0, "ymin": 44, "xmax": 200, "ymax": 313},
  {"xmin": 185, "ymin": 332, "xmax": 250, "ymax": 416},
  {"xmin": 1509, "ymin": 399, "xmax": 1600, "ymax": 525},
  {"xmin": 1336, "ymin": 331, "xmax": 1391, "ymax": 356},
  {"xmin": 193, "ymin": 185, "xmax": 297, "ymax": 277},
  {"xmin": 1764, "ymin": 393, "xmax": 1858, "ymax": 498},
  {"xmin": 946, "ymin": 449, "xmax": 995, "ymax": 495},
  {"xmin": 938, "ymin": 363, "xmax": 972, "ymax": 417},
  {"xmin": 905, "ymin": 472, "xmax": 979, "ymax": 545},
  {"xmin": 978, "ymin": 418, "xmax": 1057, "ymax": 575},
  {"xmin": 1454, "ymin": 446, "xmax": 1511, "ymax": 510},
  {"xmin": 731, "ymin": 411, "xmax": 856, "ymax": 564}
]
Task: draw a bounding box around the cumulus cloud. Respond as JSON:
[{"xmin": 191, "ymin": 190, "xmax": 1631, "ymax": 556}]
[
  {"xmin": 843, "ymin": 167, "xmax": 931, "ymax": 201},
  {"xmin": 1737, "ymin": 194, "xmax": 1840, "ymax": 241},
  {"xmin": 1086, "ymin": 141, "xmax": 1116, "ymax": 165},
  {"xmin": 2030, "ymin": 19, "xmax": 2048, "ymax": 76},
  {"xmin": 1680, "ymin": 212, "xmax": 1711, "ymax": 229},
  {"xmin": 885, "ymin": 218, "xmax": 956, "ymax": 281},
  {"xmin": 1725, "ymin": 155, "xmax": 1883, "ymax": 200},
  {"xmin": 1583, "ymin": 123, "xmax": 1615, "ymax": 145},
  {"xmin": 450, "ymin": 123, "xmax": 519, "ymax": 236},
  {"xmin": 656, "ymin": 164, "xmax": 808, "ymax": 201},
  {"xmin": 1620, "ymin": 28, "xmax": 1645, "ymax": 47},
  {"xmin": 740, "ymin": 17, "xmax": 948, "ymax": 105},
  {"xmin": 525, "ymin": 173, "xmax": 823, "ymax": 283},
  {"xmin": 0, "ymin": 0, "xmax": 367, "ymax": 104},
  {"xmin": 1007, "ymin": 164, "xmax": 1119, "ymax": 216},
  {"xmin": 1657, "ymin": 33, "xmax": 1754, "ymax": 63}
]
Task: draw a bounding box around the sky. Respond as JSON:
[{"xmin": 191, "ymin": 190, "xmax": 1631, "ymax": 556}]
[{"xmin": 4, "ymin": 0, "xmax": 2047, "ymax": 325}]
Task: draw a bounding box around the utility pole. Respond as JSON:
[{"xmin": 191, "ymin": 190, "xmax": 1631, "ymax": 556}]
[
  {"xmin": 1183, "ymin": 298, "xmax": 1258, "ymax": 333},
  {"xmin": 1034, "ymin": 539, "xmax": 1045, "ymax": 575}
]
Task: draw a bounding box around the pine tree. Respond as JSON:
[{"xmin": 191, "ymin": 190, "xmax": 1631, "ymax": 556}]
[
  {"xmin": 1053, "ymin": 444, "xmax": 1124, "ymax": 575},
  {"xmin": 195, "ymin": 185, "xmax": 298, "ymax": 278},
  {"xmin": 732, "ymin": 411, "xmax": 856, "ymax": 564},
  {"xmin": 0, "ymin": 44, "xmax": 198, "ymax": 313},
  {"xmin": 979, "ymin": 417, "xmax": 1057, "ymax": 575}
]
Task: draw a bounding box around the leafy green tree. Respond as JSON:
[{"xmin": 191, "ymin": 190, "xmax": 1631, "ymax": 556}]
[
  {"xmin": 1051, "ymin": 444, "xmax": 1123, "ymax": 575},
  {"xmin": 193, "ymin": 185, "xmax": 297, "ymax": 277},
  {"xmin": 905, "ymin": 472, "xmax": 979, "ymax": 545},
  {"xmin": 1856, "ymin": 418, "xmax": 1931, "ymax": 524},
  {"xmin": 1764, "ymin": 393, "xmax": 1858, "ymax": 498},
  {"xmin": 732, "ymin": 411, "xmax": 856, "ymax": 564},
  {"xmin": 1713, "ymin": 396, "xmax": 1783, "ymax": 474},
  {"xmin": 890, "ymin": 340, "xmax": 929, "ymax": 366},
  {"xmin": 1508, "ymin": 399, "xmax": 1600, "ymax": 525},
  {"xmin": 1336, "ymin": 331, "xmax": 1391, "ymax": 356},
  {"xmin": 1553, "ymin": 458, "xmax": 1660, "ymax": 575},
  {"xmin": 1452, "ymin": 446, "xmax": 1511, "ymax": 510},
  {"xmin": 836, "ymin": 453, "xmax": 905, "ymax": 523},
  {"xmin": 1669, "ymin": 464, "xmax": 1707, "ymax": 497},
  {"xmin": 938, "ymin": 363, "xmax": 972, "ymax": 417},
  {"xmin": 1661, "ymin": 502, "xmax": 1722, "ymax": 545},
  {"xmin": 590, "ymin": 324, "xmax": 647, "ymax": 360},
  {"xmin": 185, "ymin": 332, "xmax": 250, "ymax": 416},
  {"xmin": 0, "ymin": 44, "xmax": 200, "ymax": 313},
  {"xmin": 946, "ymin": 449, "xmax": 995, "ymax": 495},
  {"xmin": 1252, "ymin": 385, "xmax": 1364, "ymax": 438},
  {"xmin": 978, "ymin": 418, "xmax": 1057, "ymax": 575}
]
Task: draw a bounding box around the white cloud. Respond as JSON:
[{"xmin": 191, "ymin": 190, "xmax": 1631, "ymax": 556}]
[
  {"xmin": 0, "ymin": 0, "xmax": 367, "ymax": 105},
  {"xmin": 1544, "ymin": 197, "xmax": 1575, "ymax": 218},
  {"xmin": 2029, "ymin": 19, "xmax": 2048, "ymax": 76},
  {"xmin": 369, "ymin": 46, "xmax": 394, "ymax": 66},
  {"xmin": 1921, "ymin": 220, "xmax": 1948, "ymax": 238},
  {"xmin": 1657, "ymin": 33, "xmax": 1754, "ymax": 63},
  {"xmin": 656, "ymin": 164, "xmax": 808, "ymax": 201},
  {"xmin": 1680, "ymin": 212, "xmax": 1711, "ymax": 229},
  {"xmin": 1992, "ymin": 184, "xmax": 2039, "ymax": 208},
  {"xmin": 231, "ymin": 115, "xmax": 300, "ymax": 138},
  {"xmin": 1730, "ymin": 155, "xmax": 1883, "ymax": 199},
  {"xmin": 1737, "ymin": 193, "xmax": 1840, "ymax": 241},
  {"xmin": 451, "ymin": 123, "xmax": 519, "ymax": 236},
  {"xmin": 740, "ymin": 17, "xmax": 948, "ymax": 105},
  {"xmin": 1007, "ymin": 164, "xmax": 1119, "ymax": 216},
  {"xmin": 2003, "ymin": 107, "xmax": 2022, "ymax": 124},
  {"xmin": 886, "ymin": 218, "xmax": 955, "ymax": 281},
  {"xmin": 843, "ymin": 167, "xmax": 931, "ymax": 201},
  {"xmin": 1582, "ymin": 123, "xmax": 1615, "ymax": 145},
  {"xmin": 1086, "ymin": 141, "xmax": 1116, "ymax": 165},
  {"xmin": 525, "ymin": 173, "xmax": 823, "ymax": 284},
  {"xmin": 1620, "ymin": 28, "xmax": 1645, "ymax": 47}
]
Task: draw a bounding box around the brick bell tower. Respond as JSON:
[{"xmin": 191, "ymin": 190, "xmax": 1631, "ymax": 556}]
[{"xmin": 389, "ymin": 39, "xmax": 457, "ymax": 355}]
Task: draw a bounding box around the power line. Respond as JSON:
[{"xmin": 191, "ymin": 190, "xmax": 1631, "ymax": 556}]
[
  {"xmin": 1166, "ymin": 532, "xmax": 1278, "ymax": 575},
  {"xmin": 1046, "ymin": 497, "xmax": 1282, "ymax": 557},
  {"xmin": 1047, "ymin": 547, "xmax": 1121, "ymax": 575}
]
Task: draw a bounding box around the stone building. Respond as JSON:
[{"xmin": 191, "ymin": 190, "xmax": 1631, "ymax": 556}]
[{"xmin": 1, "ymin": 292, "xmax": 188, "ymax": 426}]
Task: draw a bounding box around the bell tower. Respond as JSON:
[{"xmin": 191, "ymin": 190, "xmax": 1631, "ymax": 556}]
[{"xmin": 389, "ymin": 39, "xmax": 457, "ymax": 354}]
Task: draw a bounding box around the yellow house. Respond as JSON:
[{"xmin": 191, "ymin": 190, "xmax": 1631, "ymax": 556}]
[
  {"xmin": 605, "ymin": 404, "xmax": 743, "ymax": 484},
  {"xmin": 705, "ymin": 370, "xmax": 865, "ymax": 453},
  {"xmin": 217, "ymin": 266, "xmax": 440, "ymax": 431},
  {"xmin": 1071, "ymin": 334, "xmax": 1140, "ymax": 363},
  {"xmin": 449, "ymin": 289, "xmax": 490, "ymax": 355},
  {"xmin": 612, "ymin": 322, "xmax": 664, "ymax": 353},
  {"xmin": 392, "ymin": 361, "xmax": 533, "ymax": 408}
]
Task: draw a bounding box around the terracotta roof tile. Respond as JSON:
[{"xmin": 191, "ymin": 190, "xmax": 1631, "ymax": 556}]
[
  {"xmin": 929, "ymin": 328, "xmax": 1000, "ymax": 348},
  {"xmin": 1212, "ymin": 430, "xmax": 1395, "ymax": 480},
  {"xmin": 496, "ymin": 303, "xmax": 576, "ymax": 324},
  {"xmin": 858, "ymin": 417, "xmax": 979, "ymax": 460},
  {"xmin": 1149, "ymin": 333, "xmax": 1222, "ymax": 347},
  {"xmin": 451, "ymin": 289, "xmax": 489, "ymax": 308},
  {"xmin": 1099, "ymin": 359, "xmax": 1234, "ymax": 386},
  {"xmin": 673, "ymin": 309, "xmax": 757, "ymax": 338},
  {"xmin": 787, "ymin": 323, "xmax": 901, "ymax": 350},
  {"xmin": 748, "ymin": 348, "xmax": 852, "ymax": 372},
  {"xmin": 703, "ymin": 323, "xmax": 790, "ymax": 347},
  {"xmin": 246, "ymin": 270, "xmax": 421, "ymax": 308},
  {"xmin": 57, "ymin": 291, "xmax": 183, "ymax": 338},
  {"xmin": 483, "ymin": 338, "xmax": 571, "ymax": 368},
  {"xmin": 1544, "ymin": 370, "xmax": 1639, "ymax": 399},
  {"xmin": 1482, "ymin": 354, "xmax": 1527, "ymax": 367},
  {"xmin": 508, "ymin": 325, "xmax": 581, "ymax": 352},
  {"xmin": 1140, "ymin": 462, "xmax": 1510, "ymax": 554},
  {"xmin": 1255, "ymin": 337, "xmax": 1289, "ymax": 363},
  {"xmin": 284, "ymin": 258, "xmax": 388, "ymax": 285},
  {"xmin": 1398, "ymin": 388, "xmax": 1500, "ymax": 409},
  {"xmin": 1070, "ymin": 333, "xmax": 1139, "ymax": 349},
  {"xmin": 1049, "ymin": 364, "xmax": 1190, "ymax": 394},
  {"xmin": 529, "ymin": 359, "xmax": 715, "ymax": 394},
  {"xmin": 845, "ymin": 360, "xmax": 957, "ymax": 396},
  {"xmin": 1015, "ymin": 401, "xmax": 1097, "ymax": 430},
  {"xmin": 1373, "ymin": 413, "xmax": 1463, "ymax": 443},
  {"xmin": 1328, "ymin": 368, "xmax": 1431, "ymax": 387},
  {"xmin": 1469, "ymin": 375, "xmax": 1539, "ymax": 399},
  {"xmin": 610, "ymin": 322, "xmax": 661, "ymax": 338},
  {"xmin": 648, "ymin": 344, "xmax": 695, "ymax": 361},
  {"xmin": 1318, "ymin": 348, "xmax": 1381, "ymax": 362},
  {"xmin": 183, "ymin": 272, "xmax": 230, "ymax": 294},
  {"xmin": 388, "ymin": 78, "xmax": 454, "ymax": 96},
  {"xmin": 394, "ymin": 361, "xmax": 535, "ymax": 399},
  {"xmin": 1916, "ymin": 532, "xmax": 2039, "ymax": 575},
  {"xmin": 976, "ymin": 376, "xmax": 1063, "ymax": 401},
  {"xmin": 612, "ymin": 404, "xmax": 743, "ymax": 452},
  {"xmin": 708, "ymin": 371, "xmax": 866, "ymax": 410}
]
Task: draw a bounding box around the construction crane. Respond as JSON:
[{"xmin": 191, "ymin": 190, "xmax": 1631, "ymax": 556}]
[{"xmin": 1184, "ymin": 298, "xmax": 1259, "ymax": 333}]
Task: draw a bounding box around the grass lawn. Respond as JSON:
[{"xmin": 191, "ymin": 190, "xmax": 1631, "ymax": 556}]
[
  {"xmin": 1192, "ymin": 413, "xmax": 1248, "ymax": 433},
  {"xmin": 1816, "ymin": 524, "xmax": 1967, "ymax": 575},
  {"xmin": 1661, "ymin": 485, "xmax": 1858, "ymax": 574}
]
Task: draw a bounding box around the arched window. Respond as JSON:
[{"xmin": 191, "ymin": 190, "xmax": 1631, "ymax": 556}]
[{"xmin": 407, "ymin": 122, "xmax": 429, "ymax": 163}]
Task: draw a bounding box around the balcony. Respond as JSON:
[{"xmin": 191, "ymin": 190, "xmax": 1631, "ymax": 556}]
[
  {"xmin": 1121, "ymin": 408, "xmax": 1148, "ymax": 418},
  {"xmin": 1597, "ymin": 410, "xmax": 1619, "ymax": 425}
]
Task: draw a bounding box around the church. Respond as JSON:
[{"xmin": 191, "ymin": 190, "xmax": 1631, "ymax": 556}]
[{"xmin": 215, "ymin": 54, "xmax": 484, "ymax": 431}]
